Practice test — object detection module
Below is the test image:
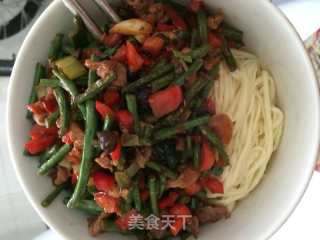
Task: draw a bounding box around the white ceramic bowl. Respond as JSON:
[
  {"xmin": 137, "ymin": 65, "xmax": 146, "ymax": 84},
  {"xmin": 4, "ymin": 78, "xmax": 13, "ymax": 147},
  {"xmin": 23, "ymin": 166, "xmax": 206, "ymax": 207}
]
[{"xmin": 6, "ymin": 0, "xmax": 320, "ymax": 239}]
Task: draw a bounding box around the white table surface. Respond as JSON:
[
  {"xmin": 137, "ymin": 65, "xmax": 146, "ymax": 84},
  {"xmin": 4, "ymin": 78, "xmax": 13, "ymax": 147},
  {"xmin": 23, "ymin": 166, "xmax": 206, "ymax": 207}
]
[{"xmin": 1, "ymin": 0, "xmax": 320, "ymax": 239}]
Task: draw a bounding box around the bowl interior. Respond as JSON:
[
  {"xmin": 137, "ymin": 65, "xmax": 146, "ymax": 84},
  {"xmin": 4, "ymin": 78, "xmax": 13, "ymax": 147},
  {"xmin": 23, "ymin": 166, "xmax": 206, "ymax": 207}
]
[{"xmin": 7, "ymin": 0, "xmax": 319, "ymax": 240}]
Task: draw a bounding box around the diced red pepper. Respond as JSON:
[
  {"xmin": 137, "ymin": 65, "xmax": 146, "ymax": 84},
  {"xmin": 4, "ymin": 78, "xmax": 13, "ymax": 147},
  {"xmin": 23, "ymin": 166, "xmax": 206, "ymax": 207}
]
[
  {"xmin": 201, "ymin": 177, "xmax": 224, "ymax": 194},
  {"xmin": 29, "ymin": 125, "xmax": 58, "ymax": 140},
  {"xmin": 156, "ymin": 23, "xmax": 176, "ymax": 32},
  {"xmin": 126, "ymin": 41, "xmax": 144, "ymax": 72},
  {"xmin": 43, "ymin": 97, "xmax": 57, "ymax": 113},
  {"xmin": 138, "ymin": 176, "xmax": 146, "ymax": 189},
  {"xmin": 110, "ymin": 141, "xmax": 121, "ymax": 164},
  {"xmin": 27, "ymin": 101, "xmax": 47, "ymax": 115},
  {"xmin": 101, "ymin": 33, "xmax": 122, "ymax": 47},
  {"xmin": 169, "ymin": 203, "xmax": 192, "ymax": 236},
  {"xmin": 115, "ymin": 110, "xmax": 134, "ymax": 131},
  {"xmin": 208, "ymin": 33, "xmax": 223, "ymax": 49},
  {"xmin": 71, "ymin": 172, "xmax": 78, "ymax": 185},
  {"xmin": 95, "ymin": 101, "xmax": 114, "ymax": 119},
  {"xmin": 185, "ymin": 181, "xmax": 201, "ymax": 196},
  {"xmin": 188, "ymin": 0, "xmax": 203, "ymax": 12},
  {"xmin": 159, "ymin": 191, "xmax": 179, "ymax": 210},
  {"xmin": 94, "ymin": 192, "xmax": 119, "ymax": 214},
  {"xmin": 142, "ymin": 55, "xmax": 152, "ymax": 66},
  {"xmin": 62, "ymin": 131, "xmax": 74, "ymax": 144},
  {"xmin": 140, "ymin": 189, "xmax": 150, "ymax": 202},
  {"xmin": 115, "ymin": 210, "xmax": 139, "ymax": 230},
  {"xmin": 206, "ymin": 98, "xmax": 216, "ymax": 115},
  {"xmin": 103, "ymin": 89, "xmax": 121, "ymax": 107},
  {"xmin": 215, "ymin": 159, "xmax": 226, "ymax": 168},
  {"xmin": 208, "ymin": 114, "xmax": 233, "ymax": 145},
  {"xmin": 148, "ymin": 85, "xmax": 183, "ymax": 118},
  {"xmin": 24, "ymin": 135, "xmax": 56, "ymax": 155},
  {"xmin": 142, "ymin": 36, "xmax": 165, "ymax": 56},
  {"xmin": 81, "ymin": 48, "xmax": 103, "ymax": 60},
  {"xmin": 92, "ymin": 171, "xmax": 115, "ymax": 192},
  {"xmin": 163, "ymin": 5, "xmax": 187, "ymax": 30},
  {"xmin": 200, "ymin": 140, "xmax": 216, "ymax": 171},
  {"xmin": 111, "ymin": 44, "xmax": 127, "ymax": 62}
]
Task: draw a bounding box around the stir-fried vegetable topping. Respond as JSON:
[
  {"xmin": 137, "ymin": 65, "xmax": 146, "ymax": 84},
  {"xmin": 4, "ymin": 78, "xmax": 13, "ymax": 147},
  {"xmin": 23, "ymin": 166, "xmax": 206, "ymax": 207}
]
[{"xmin": 24, "ymin": 0, "xmax": 241, "ymax": 238}]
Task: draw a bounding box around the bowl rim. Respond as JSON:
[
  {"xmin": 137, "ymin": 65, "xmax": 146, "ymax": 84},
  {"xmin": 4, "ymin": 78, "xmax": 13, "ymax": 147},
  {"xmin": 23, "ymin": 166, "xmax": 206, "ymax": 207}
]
[{"xmin": 6, "ymin": 0, "xmax": 320, "ymax": 239}]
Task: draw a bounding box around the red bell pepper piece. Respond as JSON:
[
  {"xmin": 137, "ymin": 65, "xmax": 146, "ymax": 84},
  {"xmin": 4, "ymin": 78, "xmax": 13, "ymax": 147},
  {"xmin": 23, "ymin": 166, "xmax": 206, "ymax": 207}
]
[
  {"xmin": 126, "ymin": 41, "xmax": 144, "ymax": 72},
  {"xmin": 94, "ymin": 192, "xmax": 119, "ymax": 214},
  {"xmin": 115, "ymin": 210, "xmax": 139, "ymax": 230},
  {"xmin": 62, "ymin": 131, "xmax": 74, "ymax": 144},
  {"xmin": 27, "ymin": 101, "xmax": 47, "ymax": 115},
  {"xmin": 24, "ymin": 135, "xmax": 56, "ymax": 155},
  {"xmin": 142, "ymin": 55, "xmax": 152, "ymax": 66},
  {"xmin": 103, "ymin": 89, "xmax": 121, "ymax": 107},
  {"xmin": 43, "ymin": 97, "xmax": 57, "ymax": 113},
  {"xmin": 188, "ymin": 0, "xmax": 203, "ymax": 12},
  {"xmin": 169, "ymin": 203, "xmax": 192, "ymax": 236},
  {"xmin": 201, "ymin": 177, "xmax": 224, "ymax": 194},
  {"xmin": 29, "ymin": 125, "xmax": 58, "ymax": 140},
  {"xmin": 71, "ymin": 172, "xmax": 78, "ymax": 185},
  {"xmin": 143, "ymin": 36, "xmax": 165, "ymax": 56},
  {"xmin": 101, "ymin": 32, "xmax": 122, "ymax": 47},
  {"xmin": 148, "ymin": 85, "xmax": 183, "ymax": 118},
  {"xmin": 163, "ymin": 5, "xmax": 187, "ymax": 30},
  {"xmin": 156, "ymin": 23, "xmax": 176, "ymax": 32},
  {"xmin": 200, "ymin": 140, "xmax": 216, "ymax": 171},
  {"xmin": 115, "ymin": 110, "xmax": 134, "ymax": 131},
  {"xmin": 111, "ymin": 44, "xmax": 127, "ymax": 62},
  {"xmin": 206, "ymin": 98, "xmax": 216, "ymax": 115},
  {"xmin": 95, "ymin": 101, "xmax": 114, "ymax": 119},
  {"xmin": 159, "ymin": 191, "xmax": 179, "ymax": 210},
  {"xmin": 92, "ymin": 171, "xmax": 115, "ymax": 192},
  {"xmin": 208, "ymin": 33, "xmax": 223, "ymax": 49},
  {"xmin": 140, "ymin": 189, "xmax": 150, "ymax": 202},
  {"xmin": 185, "ymin": 181, "xmax": 201, "ymax": 196},
  {"xmin": 215, "ymin": 159, "xmax": 226, "ymax": 168},
  {"xmin": 110, "ymin": 141, "xmax": 121, "ymax": 164},
  {"xmin": 81, "ymin": 48, "xmax": 103, "ymax": 60},
  {"xmin": 208, "ymin": 114, "xmax": 233, "ymax": 145}
]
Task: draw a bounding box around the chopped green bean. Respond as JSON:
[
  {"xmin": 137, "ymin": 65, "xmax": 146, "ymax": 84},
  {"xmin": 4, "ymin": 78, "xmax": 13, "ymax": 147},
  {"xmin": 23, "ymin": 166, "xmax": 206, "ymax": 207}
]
[
  {"xmin": 174, "ymin": 59, "xmax": 203, "ymax": 85},
  {"xmin": 132, "ymin": 181, "xmax": 142, "ymax": 211},
  {"xmin": 191, "ymin": 28, "xmax": 199, "ymax": 49},
  {"xmin": 48, "ymin": 33, "xmax": 64, "ymax": 60},
  {"xmin": 41, "ymin": 182, "xmax": 68, "ymax": 207},
  {"xmin": 193, "ymin": 143, "xmax": 200, "ymax": 168},
  {"xmin": 39, "ymin": 143, "xmax": 61, "ymax": 166},
  {"xmin": 52, "ymin": 68, "xmax": 87, "ymax": 119},
  {"xmin": 27, "ymin": 63, "xmax": 46, "ymax": 118},
  {"xmin": 76, "ymin": 200, "xmax": 102, "ymax": 215},
  {"xmin": 200, "ymin": 126, "xmax": 229, "ymax": 162},
  {"xmin": 148, "ymin": 177, "xmax": 159, "ymax": 216},
  {"xmin": 151, "ymin": 72, "xmax": 176, "ymax": 91},
  {"xmin": 53, "ymin": 87, "xmax": 71, "ymax": 136},
  {"xmin": 145, "ymin": 161, "xmax": 177, "ymax": 180},
  {"xmin": 153, "ymin": 116, "xmax": 210, "ymax": 141},
  {"xmin": 126, "ymin": 94, "xmax": 139, "ymax": 134},
  {"xmin": 75, "ymin": 72, "xmax": 116, "ymax": 104},
  {"xmin": 67, "ymin": 97, "xmax": 97, "ymax": 208},
  {"xmin": 38, "ymin": 144, "xmax": 72, "ymax": 175},
  {"xmin": 45, "ymin": 111, "xmax": 60, "ymax": 128},
  {"xmin": 123, "ymin": 63, "xmax": 173, "ymax": 93},
  {"xmin": 197, "ymin": 10, "xmax": 208, "ymax": 44},
  {"xmin": 221, "ymin": 24, "xmax": 244, "ymax": 43},
  {"xmin": 190, "ymin": 44, "xmax": 211, "ymax": 59},
  {"xmin": 222, "ymin": 38, "xmax": 237, "ymax": 72}
]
